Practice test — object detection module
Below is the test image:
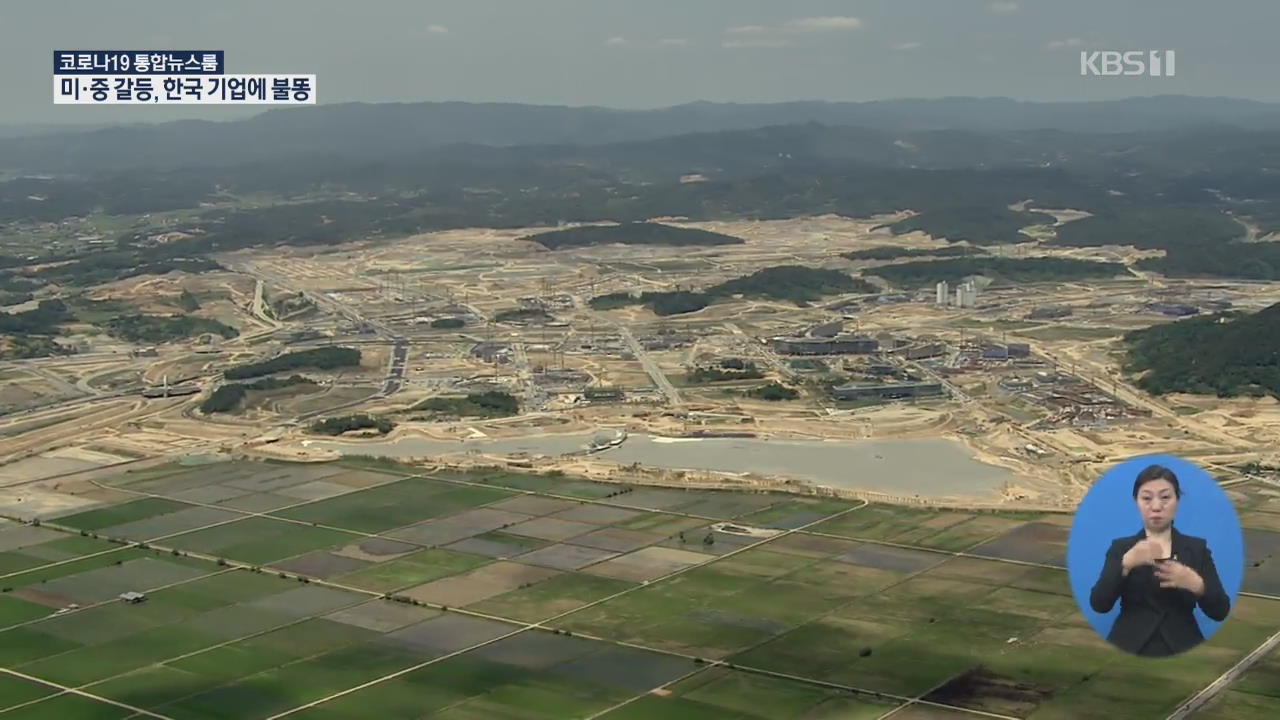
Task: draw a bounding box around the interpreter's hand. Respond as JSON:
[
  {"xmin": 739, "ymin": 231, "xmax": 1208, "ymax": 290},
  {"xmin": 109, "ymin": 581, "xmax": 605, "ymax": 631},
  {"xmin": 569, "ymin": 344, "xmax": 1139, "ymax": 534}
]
[
  {"xmin": 1154, "ymin": 560, "xmax": 1206, "ymax": 596},
  {"xmin": 1122, "ymin": 539, "xmax": 1165, "ymax": 574}
]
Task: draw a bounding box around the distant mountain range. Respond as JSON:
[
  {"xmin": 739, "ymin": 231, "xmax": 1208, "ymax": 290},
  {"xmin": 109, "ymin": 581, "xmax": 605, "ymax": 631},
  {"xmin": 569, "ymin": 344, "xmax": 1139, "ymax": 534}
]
[{"xmin": 5, "ymin": 95, "xmax": 1280, "ymax": 173}]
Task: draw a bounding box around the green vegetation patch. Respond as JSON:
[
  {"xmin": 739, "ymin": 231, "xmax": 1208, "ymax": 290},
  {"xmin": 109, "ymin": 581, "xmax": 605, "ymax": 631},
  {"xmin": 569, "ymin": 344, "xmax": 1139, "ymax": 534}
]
[
  {"xmin": 200, "ymin": 374, "xmax": 317, "ymax": 414},
  {"xmin": 0, "ymin": 334, "xmax": 73, "ymax": 360},
  {"xmin": 334, "ymin": 548, "xmax": 491, "ymax": 592},
  {"xmin": 747, "ymin": 382, "xmax": 799, "ymax": 401},
  {"xmin": 1140, "ymin": 241, "xmax": 1280, "ymax": 281},
  {"xmin": 493, "ymin": 307, "xmax": 551, "ymax": 323},
  {"xmin": 872, "ymin": 256, "xmax": 1128, "ymax": 289},
  {"xmin": 876, "ymin": 206, "xmax": 1055, "ymax": 245},
  {"xmin": 0, "ymin": 672, "xmax": 59, "ymax": 712},
  {"xmin": 55, "ymin": 497, "xmax": 194, "ymax": 532},
  {"xmin": 4, "ymin": 693, "xmax": 133, "ymax": 719},
  {"xmin": 589, "ymin": 290, "xmax": 710, "ymax": 316},
  {"xmin": 165, "ymin": 642, "xmax": 424, "ymax": 718},
  {"xmin": 707, "ymin": 265, "xmax": 875, "ymax": 303},
  {"xmin": 0, "ymin": 550, "xmax": 51, "ymax": 576},
  {"xmin": 274, "ymin": 480, "xmax": 511, "ymax": 533},
  {"xmin": 469, "ymin": 572, "xmax": 635, "ymax": 622},
  {"xmin": 90, "ymin": 665, "xmax": 222, "ymax": 711},
  {"xmin": 1123, "ymin": 303, "xmax": 1280, "ymax": 399},
  {"xmin": 149, "ymin": 568, "xmax": 295, "ymax": 612},
  {"xmin": 412, "ymin": 390, "xmax": 519, "ymax": 419},
  {"xmin": 101, "ymin": 314, "xmax": 237, "ymax": 344},
  {"xmin": 687, "ymin": 358, "xmax": 765, "ymax": 384},
  {"xmin": 309, "ymin": 413, "xmax": 395, "ymax": 436},
  {"xmin": 1054, "ymin": 207, "xmax": 1242, "ymax": 250},
  {"xmin": 0, "ymin": 298, "xmax": 73, "ymax": 336},
  {"xmin": 20, "ymin": 623, "xmax": 224, "ymax": 687},
  {"xmin": 525, "ymin": 222, "xmax": 745, "ymax": 250},
  {"xmin": 591, "ymin": 265, "xmax": 874, "ymax": 316},
  {"xmin": 0, "ymin": 593, "xmax": 52, "ymax": 626},
  {"xmin": 224, "ymin": 346, "xmax": 360, "ymax": 380},
  {"xmin": 162, "ymin": 517, "xmax": 355, "ymax": 565},
  {"xmin": 674, "ymin": 667, "xmax": 893, "ymax": 719},
  {"xmin": 175, "ymin": 289, "xmax": 201, "ymax": 312}
]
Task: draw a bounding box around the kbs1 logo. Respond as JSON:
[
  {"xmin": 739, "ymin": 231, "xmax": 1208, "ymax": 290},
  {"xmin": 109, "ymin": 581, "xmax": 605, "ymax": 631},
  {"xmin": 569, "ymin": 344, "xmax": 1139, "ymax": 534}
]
[{"xmin": 1079, "ymin": 50, "xmax": 1176, "ymax": 77}]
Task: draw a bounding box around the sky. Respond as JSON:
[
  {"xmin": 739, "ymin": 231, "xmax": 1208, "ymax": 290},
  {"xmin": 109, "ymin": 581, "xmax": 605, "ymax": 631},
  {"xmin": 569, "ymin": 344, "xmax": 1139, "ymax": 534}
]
[{"xmin": 2, "ymin": 0, "xmax": 1278, "ymax": 125}]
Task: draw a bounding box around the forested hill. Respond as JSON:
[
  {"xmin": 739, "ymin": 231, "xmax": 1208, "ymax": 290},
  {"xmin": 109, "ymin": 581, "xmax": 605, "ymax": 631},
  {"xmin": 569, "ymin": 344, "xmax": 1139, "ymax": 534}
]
[
  {"xmin": 870, "ymin": 257, "xmax": 1128, "ymax": 288},
  {"xmin": 6, "ymin": 95, "xmax": 1280, "ymax": 173},
  {"xmin": 1123, "ymin": 304, "xmax": 1280, "ymax": 399},
  {"xmin": 3, "ymin": 104, "xmax": 1280, "ymax": 283},
  {"xmin": 523, "ymin": 223, "xmax": 744, "ymax": 250},
  {"xmin": 876, "ymin": 208, "xmax": 1055, "ymax": 245}
]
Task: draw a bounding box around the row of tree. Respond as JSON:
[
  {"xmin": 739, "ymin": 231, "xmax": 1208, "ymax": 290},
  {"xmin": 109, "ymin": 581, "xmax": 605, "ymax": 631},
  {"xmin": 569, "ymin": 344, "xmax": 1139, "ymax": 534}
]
[{"xmin": 310, "ymin": 414, "xmax": 395, "ymax": 435}]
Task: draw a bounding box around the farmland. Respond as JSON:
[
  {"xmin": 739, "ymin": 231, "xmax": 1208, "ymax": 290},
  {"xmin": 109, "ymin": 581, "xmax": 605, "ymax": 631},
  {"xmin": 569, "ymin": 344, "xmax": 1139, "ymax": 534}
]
[{"xmin": 0, "ymin": 459, "xmax": 1278, "ymax": 719}]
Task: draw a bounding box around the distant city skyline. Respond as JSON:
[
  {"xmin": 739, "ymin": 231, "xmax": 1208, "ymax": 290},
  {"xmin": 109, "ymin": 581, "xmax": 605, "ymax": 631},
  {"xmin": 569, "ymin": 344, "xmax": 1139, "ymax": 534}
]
[{"xmin": 2, "ymin": 0, "xmax": 1277, "ymax": 124}]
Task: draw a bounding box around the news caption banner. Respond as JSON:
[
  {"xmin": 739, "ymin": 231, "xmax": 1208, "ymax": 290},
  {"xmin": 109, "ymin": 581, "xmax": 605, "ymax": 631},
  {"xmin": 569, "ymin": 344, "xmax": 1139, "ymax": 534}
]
[{"xmin": 53, "ymin": 50, "xmax": 314, "ymax": 105}]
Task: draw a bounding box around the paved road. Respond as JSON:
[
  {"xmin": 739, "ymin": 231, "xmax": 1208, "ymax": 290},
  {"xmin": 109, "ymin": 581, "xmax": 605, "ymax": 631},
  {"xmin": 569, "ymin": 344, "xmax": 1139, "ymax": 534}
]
[
  {"xmin": 15, "ymin": 361, "xmax": 83, "ymax": 398},
  {"xmin": 618, "ymin": 325, "xmax": 681, "ymax": 406},
  {"xmin": 250, "ymin": 278, "xmax": 280, "ymax": 328},
  {"xmin": 380, "ymin": 338, "xmax": 408, "ymax": 396},
  {"xmin": 1, "ymin": 668, "xmax": 174, "ymax": 719},
  {"xmin": 1166, "ymin": 627, "xmax": 1280, "ymax": 719}
]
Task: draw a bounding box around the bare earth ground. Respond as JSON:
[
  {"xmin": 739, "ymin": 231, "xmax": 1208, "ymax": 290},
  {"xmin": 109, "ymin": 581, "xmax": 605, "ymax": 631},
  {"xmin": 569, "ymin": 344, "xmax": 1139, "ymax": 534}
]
[{"xmin": 5, "ymin": 216, "xmax": 1280, "ymax": 517}]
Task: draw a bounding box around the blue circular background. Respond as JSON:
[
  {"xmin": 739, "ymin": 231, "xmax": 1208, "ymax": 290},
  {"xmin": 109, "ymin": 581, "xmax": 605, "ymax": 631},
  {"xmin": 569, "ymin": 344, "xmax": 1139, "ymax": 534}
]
[{"xmin": 1066, "ymin": 454, "xmax": 1244, "ymax": 643}]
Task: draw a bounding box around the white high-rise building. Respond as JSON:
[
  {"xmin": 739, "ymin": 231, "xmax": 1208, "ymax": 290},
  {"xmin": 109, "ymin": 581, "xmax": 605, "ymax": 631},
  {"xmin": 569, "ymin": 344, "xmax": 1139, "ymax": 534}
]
[
  {"xmin": 953, "ymin": 281, "xmax": 978, "ymax": 308},
  {"xmin": 936, "ymin": 281, "xmax": 949, "ymax": 306}
]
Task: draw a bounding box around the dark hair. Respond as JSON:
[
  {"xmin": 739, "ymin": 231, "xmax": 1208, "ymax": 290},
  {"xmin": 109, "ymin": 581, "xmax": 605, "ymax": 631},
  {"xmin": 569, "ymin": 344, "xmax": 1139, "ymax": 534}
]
[{"xmin": 1133, "ymin": 464, "xmax": 1180, "ymax": 499}]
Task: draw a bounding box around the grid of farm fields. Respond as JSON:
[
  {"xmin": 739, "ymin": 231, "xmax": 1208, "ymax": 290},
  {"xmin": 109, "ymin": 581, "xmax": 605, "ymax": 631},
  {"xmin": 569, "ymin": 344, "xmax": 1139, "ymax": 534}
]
[{"xmin": 2, "ymin": 459, "xmax": 1279, "ymax": 719}]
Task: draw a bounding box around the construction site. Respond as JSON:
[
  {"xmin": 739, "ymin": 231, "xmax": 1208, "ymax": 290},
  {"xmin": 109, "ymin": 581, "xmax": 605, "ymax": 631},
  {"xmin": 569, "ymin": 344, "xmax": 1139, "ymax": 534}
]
[{"xmin": 5, "ymin": 215, "xmax": 1280, "ymax": 518}]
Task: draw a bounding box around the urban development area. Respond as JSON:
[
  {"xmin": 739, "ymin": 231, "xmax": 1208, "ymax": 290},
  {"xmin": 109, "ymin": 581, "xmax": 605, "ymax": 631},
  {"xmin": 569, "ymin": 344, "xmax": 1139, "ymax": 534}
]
[{"xmin": 1, "ymin": 96, "xmax": 1280, "ymax": 720}]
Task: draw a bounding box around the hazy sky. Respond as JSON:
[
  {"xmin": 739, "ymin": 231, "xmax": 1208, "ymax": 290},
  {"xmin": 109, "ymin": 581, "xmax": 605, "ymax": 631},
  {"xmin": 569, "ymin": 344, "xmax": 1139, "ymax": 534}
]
[{"xmin": 3, "ymin": 0, "xmax": 1278, "ymax": 125}]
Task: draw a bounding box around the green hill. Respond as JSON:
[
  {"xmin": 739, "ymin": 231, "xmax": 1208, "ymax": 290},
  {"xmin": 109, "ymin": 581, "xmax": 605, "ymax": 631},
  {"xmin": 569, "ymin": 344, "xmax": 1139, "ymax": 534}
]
[
  {"xmin": 200, "ymin": 375, "xmax": 316, "ymax": 414},
  {"xmin": 1123, "ymin": 303, "xmax": 1280, "ymax": 398},
  {"xmin": 587, "ymin": 290, "xmax": 710, "ymax": 316},
  {"xmin": 588, "ymin": 265, "xmax": 873, "ymax": 316},
  {"xmin": 1137, "ymin": 241, "xmax": 1280, "ymax": 281},
  {"xmin": 524, "ymin": 223, "xmax": 744, "ymax": 250},
  {"xmin": 876, "ymin": 207, "xmax": 1055, "ymax": 245},
  {"xmin": 224, "ymin": 346, "xmax": 361, "ymax": 380},
  {"xmin": 413, "ymin": 391, "xmax": 519, "ymax": 419},
  {"xmin": 103, "ymin": 314, "xmax": 237, "ymax": 344},
  {"xmin": 0, "ymin": 299, "xmax": 73, "ymax": 336},
  {"xmin": 871, "ymin": 257, "xmax": 1127, "ymax": 289},
  {"xmin": 707, "ymin": 266, "xmax": 876, "ymax": 303},
  {"xmin": 1052, "ymin": 207, "xmax": 1242, "ymax": 250}
]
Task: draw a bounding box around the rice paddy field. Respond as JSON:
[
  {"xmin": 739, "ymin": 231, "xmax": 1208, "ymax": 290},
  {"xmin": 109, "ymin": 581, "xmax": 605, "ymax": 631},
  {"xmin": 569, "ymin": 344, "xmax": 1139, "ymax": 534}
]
[{"xmin": 0, "ymin": 458, "xmax": 1277, "ymax": 719}]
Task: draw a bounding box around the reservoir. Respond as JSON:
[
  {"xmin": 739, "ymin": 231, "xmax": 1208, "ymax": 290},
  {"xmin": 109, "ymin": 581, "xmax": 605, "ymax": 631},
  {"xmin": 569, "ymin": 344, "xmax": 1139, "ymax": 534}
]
[{"xmin": 306, "ymin": 431, "xmax": 1013, "ymax": 498}]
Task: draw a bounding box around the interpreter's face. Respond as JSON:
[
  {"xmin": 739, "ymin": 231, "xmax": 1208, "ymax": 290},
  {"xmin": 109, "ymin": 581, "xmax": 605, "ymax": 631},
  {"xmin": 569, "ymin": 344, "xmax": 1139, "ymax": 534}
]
[{"xmin": 1137, "ymin": 479, "xmax": 1178, "ymax": 532}]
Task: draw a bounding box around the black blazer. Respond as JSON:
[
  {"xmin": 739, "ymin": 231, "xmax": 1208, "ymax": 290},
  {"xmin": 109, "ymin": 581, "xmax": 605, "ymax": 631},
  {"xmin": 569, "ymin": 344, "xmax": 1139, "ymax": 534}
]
[{"xmin": 1089, "ymin": 527, "xmax": 1230, "ymax": 656}]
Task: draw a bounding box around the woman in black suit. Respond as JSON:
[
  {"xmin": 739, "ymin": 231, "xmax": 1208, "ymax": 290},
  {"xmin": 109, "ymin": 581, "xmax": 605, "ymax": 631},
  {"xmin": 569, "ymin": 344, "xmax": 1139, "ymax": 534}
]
[{"xmin": 1089, "ymin": 464, "xmax": 1230, "ymax": 657}]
